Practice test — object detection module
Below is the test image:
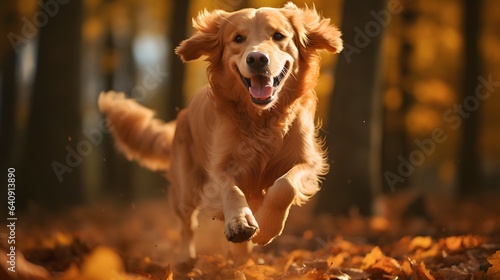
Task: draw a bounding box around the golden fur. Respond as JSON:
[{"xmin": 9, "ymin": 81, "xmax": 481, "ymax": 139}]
[{"xmin": 99, "ymin": 2, "xmax": 342, "ymax": 262}]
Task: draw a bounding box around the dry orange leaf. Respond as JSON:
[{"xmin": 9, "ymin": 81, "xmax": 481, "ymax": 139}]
[
  {"xmin": 401, "ymin": 258, "xmax": 413, "ymax": 277},
  {"xmin": 283, "ymin": 250, "xmax": 313, "ymax": 273},
  {"xmin": 441, "ymin": 235, "xmax": 483, "ymax": 253},
  {"xmin": 367, "ymin": 256, "xmax": 402, "ymax": 277},
  {"xmin": 443, "ymin": 236, "xmax": 463, "ymax": 252},
  {"xmin": 326, "ymin": 253, "xmax": 347, "ymax": 268},
  {"xmin": 409, "ymin": 236, "xmax": 433, "ymax": 251},
  {"xmin": 410, "ymin": 259, "xmax": 435, "ymax": 280},
  {"xmin": 413, "ymin": 244, "xmax": 441, "ymax": 261},
  {"xmin": 332, "ymin": 236, "xmax": 359, "ymax": 255},
  {"xmin": 243, "ymin": 264, "xmax": 277, "ymax": 280},
  {"xmin": 81, "ymin": 246, "xmax": 124, "ymax": 280},
  {"xmin": 461, "ymin": 235, "xmax": 483, "ymax": 249},
  {"xmin": 361, "ymin": 246, "xmax": 384, "ymax": 270},
  {"xmin": 487, "ymin": 250, "xmax": 500, "ymax": 280},
  {"xmin": 218, "ymin": 268, "xmax": 246, "ymax": 280}
]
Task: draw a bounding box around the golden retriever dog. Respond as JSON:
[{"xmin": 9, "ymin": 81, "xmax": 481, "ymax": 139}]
[{"xmin": 98, "ymin": 2, "xmax": 342, "ymax": 262}]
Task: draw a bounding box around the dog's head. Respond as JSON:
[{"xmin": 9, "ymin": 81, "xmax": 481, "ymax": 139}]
[{"xmin": 176, "ymin": 2, "xmax": 342, "ymax": 110}]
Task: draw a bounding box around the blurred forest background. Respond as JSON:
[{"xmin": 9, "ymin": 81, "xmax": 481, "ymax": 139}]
[{"xmin": 1, "ymin": 0, "xmax": 500, "ymax": 216}]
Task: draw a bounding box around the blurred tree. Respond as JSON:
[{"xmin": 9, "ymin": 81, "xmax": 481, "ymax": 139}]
[
  {"xmin": 0, "ymin": 1, "xmax": 20, "ymax": 167},
  {"xmin": 20, "ymin": 0, "xmax": 84, "ymax": 209},
  {"xmin": 166, "ymin": 0, "xmax": 250, "ymax": 121},
  {"xmin": 100, "ymin": 0, "xmax": 136, "ymax": 200},
  {"xmin": 0, "ymin": 51, "xmax": 17, "ymax": 165},
  {"xmin": 165, "ymin": 1, "xmax": 190, "ymax": 120},
  {"xmin": 215, "ymin": 0, "xmax": 249, "ymax": 10},
  {"xmin": 317, "ymin": 0, "xmax": 385, "ymax": 215},
  {"xmin": 458, "ymin": 0, "xmax": 483, "ymax": 195},
  {"xmin": 381, "ymin": 2, "xmax": 417, "ymax": 194},
  {"xmin": 0, "ymin": 0, "xmax": 21, "ymax": 214}
]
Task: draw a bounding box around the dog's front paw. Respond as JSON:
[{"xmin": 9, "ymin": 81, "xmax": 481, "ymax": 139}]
[
  {"xmin": 224, "ymin": 208, "xmax": 259, "ymax": 243},
  {"xmin": 251, "ymin": 207, "xmax": 289, "ymax": 245}
]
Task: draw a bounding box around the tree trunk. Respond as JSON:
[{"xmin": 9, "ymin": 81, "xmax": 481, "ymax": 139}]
[
  {"xmin": 317, "ymin": 0, "xmax": 385, "ymax": 215},
  {"xmin": 0, "ymin": 0, "xmax": 20, "ymax": 166},
  {"xmin": 165, "ymin": 0, "xmax": 190, "ymax": 121},
  {"xmin": 0, "ymin": 0, "xmax": 21, "ymax": 212},
  {"xmin": 100, "ymin": 17, "xmax": 135, "ymax": 200},
  {"xmin": 165, "ymin": 0, "xmax": 248, "ymax": 121},
  {"xmin": 458, "ymin": 0, "xmax": 483, "ymax": 195},
  {"xmin": 381, "ymin": 2, "xmax": 417, "ymax": 193},
  {"xmin": 20, "ymin": 0, "xmax": 84, "ymax": 209},
  {"xmin": 1, "ymin": 50, "xmax": 17, "ymax": 167}
]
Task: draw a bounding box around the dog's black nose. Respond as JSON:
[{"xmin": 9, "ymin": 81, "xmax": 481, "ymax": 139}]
[{"xmin": 246, "ymin": 52, "xmax": 269, "ymax": 70}]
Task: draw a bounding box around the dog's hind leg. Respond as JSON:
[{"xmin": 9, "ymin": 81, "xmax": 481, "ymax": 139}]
[
  {"xmin": 169, "ymin": 110, "xmax": 203, "ymax": 265},
  {"xmin": 173, "ymin": 202, "xmax": 199, "ymax": 262}
]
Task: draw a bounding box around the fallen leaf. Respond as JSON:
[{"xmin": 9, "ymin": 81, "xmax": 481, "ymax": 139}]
[
  {"xmin": 413, "ymin": 244, "xmax": 440, "ymax": 261},
  {"xmin": 243, "ymin": 264, "xmax": 277, "ymax": 280},
  {"xmin": 340, "ymin": 268, "xmax": 369, "ymax": 280},
  {"xmin": 296, "ymin": 268, "xmax": 329, "ymax": 280},
  {"xmin": 326, "ymin": 253, "xmax": 347, "ymax": 268},
  {"xmin": 81, "ymin": 246, "xmax": 124, "ymax": 280},
  {"xmin": 437, "ymin": 266, "xmax": 470, "ymax": 280},
  {"xmin": 136, "ymin": 263, "xmax": 174, "ymax": 280},
  {"xmin": 401, "ymin": 258, "xmax": 413, "ymax": 277},
  {"xmin": 443, "ymin": 236, "xmax": 463, "ymax": 252},
  {"xmin": 410, "ymin": 259, "xmax": 435, "ymax": 280},
  {"xmin": 329, "ymin": 273, "xmax": 350, "ymax": 280},
  {"xmin": 218, "ymin": 268, "xmax": 246, "ymax": 280},
  {"xmin": 409, "ymin": 236, "xmax": 433, "ymax": 251},
  {"xmin": 440, "ymin": 235, "xmax": 483, "ymax": 253},
  {"xmin": 392, "ymin": 236, "xmax": 413, "ymax": 257},
  {"xmin": 0, "ymin": 250, "xmax": 51, "ymax": 280},
  {"xmin": 367, "ymin": 256, "xmax": 403, "ymax": 277},
  {"xmin": 360, "ymin": 246, "xmax": 384, "ymax": 270},
  {"xmin": 195, "ymin": 254, "xmax": 227, "ymax": 274},
  {"xmin": 461, "ymin": 235, "xmax": 483, "ymax": 249},
  {"xmin": 326, "ymin": 268, "xmax": 351, "ymax": 280},
  {"xmin": 487, "ymin": 250, "xmax": 500, "ymax": 280},
  {"xmin": 22, "ymin": 238, "xmax": 91, "ymax": 273},
  {"xmin": 332, "ymin": 236, "xmax": 359, "ymax": 255},
  {"xmin": 283, "ymin": 249, "xmax": 315, "ymax": 273}
]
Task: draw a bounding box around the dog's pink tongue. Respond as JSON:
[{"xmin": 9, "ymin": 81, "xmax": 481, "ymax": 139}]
[{"xmin": 249, "ymin": 76, "xmax": 273, "ymax": 99}]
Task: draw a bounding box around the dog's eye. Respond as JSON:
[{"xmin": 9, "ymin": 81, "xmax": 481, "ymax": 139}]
[
  {"xmin": 233, "ymin": 34, "xmax": 244, "ymax": 43},
  {"xmin": 273, "ymin": 32, "xmax": 285, "ymax": 41}
]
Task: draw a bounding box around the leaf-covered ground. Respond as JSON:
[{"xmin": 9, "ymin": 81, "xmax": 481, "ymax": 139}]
[{"xmin": 1, "ymin": 194, "xmax": 500, "ymax": 280}]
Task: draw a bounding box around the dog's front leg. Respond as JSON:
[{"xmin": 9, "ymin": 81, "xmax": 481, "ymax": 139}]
[
  {"xmin": 252, "ymin": 164, "xmax": 319, "ymax": 245},
  {"xmin": 222, "ymin": 184, "xmax": 259, "ymax": 242}
]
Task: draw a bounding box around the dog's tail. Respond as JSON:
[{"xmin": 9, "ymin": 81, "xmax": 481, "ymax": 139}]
[{"xmin": 98, "ymin": 91, "xmax": 175, "ymax": 171}]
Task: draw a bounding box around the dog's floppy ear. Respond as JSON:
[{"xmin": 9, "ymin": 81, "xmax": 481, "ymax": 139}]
[
  {"xmin": 283, "ymin": 2, "xmax": 343, "ymax": 53},
  {"xmin": 175, "ymin": 9, "xmax": 228, "ymax": 62}
]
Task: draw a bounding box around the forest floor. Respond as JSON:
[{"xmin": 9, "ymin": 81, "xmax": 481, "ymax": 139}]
[{"xmin": 1, "ymin": 193, "xmax": 500, "ymax": 280}]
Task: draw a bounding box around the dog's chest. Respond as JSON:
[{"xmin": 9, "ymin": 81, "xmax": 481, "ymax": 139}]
[{"xmin": 228, "ymin": 128, "xmax": 299, "ymax": 193}]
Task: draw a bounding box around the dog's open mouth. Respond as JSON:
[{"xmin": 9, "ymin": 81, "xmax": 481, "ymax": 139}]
[{"xmin": 238, "ymin": 62, "xmax": 290, "ymax": 105}]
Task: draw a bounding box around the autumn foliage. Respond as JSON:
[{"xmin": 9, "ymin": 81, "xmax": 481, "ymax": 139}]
[{"xmin": 1, "ymin": 199, "xmax": 499, "ymax": 280}]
